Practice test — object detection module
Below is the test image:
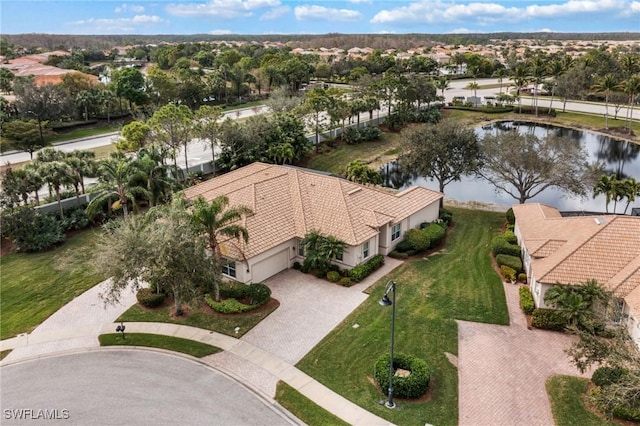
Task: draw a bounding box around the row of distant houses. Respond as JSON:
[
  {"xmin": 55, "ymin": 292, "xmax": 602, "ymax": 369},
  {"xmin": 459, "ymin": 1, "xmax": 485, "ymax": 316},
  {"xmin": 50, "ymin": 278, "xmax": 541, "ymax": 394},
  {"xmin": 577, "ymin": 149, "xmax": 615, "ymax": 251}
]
[
  {"xmin": 0, "ymin": 50, "xmax": 97, "ymax": 86},
  {"xmin": 182, "ymin": 162, "xmax": 640, "ymax": 349}
]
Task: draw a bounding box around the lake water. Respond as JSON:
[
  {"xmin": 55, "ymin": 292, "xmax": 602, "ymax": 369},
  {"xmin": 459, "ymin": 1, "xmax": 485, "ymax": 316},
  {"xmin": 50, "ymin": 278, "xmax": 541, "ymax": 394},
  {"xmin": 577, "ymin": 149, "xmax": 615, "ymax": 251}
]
[{"xmin": 380, "ymin": 121, "xmax": 640, "ymax": 213}]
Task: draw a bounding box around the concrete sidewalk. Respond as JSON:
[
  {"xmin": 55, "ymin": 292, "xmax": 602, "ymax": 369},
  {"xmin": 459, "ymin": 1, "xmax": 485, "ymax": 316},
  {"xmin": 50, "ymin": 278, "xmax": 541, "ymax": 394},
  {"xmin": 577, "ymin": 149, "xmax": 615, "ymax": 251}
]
[{"xmin": 1, "ymin": 322, "xmax": 393, "ymax": 426}]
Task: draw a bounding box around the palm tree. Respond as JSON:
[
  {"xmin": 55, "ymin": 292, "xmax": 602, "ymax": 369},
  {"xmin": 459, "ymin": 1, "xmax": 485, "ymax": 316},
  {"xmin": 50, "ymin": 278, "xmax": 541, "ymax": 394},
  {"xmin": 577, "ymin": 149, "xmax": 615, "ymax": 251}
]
[
  {"xmin": 136, "ymin": 147, "xmax": 174, "ymax": 207},
  {"xmin": 465, "ymin": 82, "xmax": 479, "ymax": 101},
  {"xmin": 528, "ymin": 57, "xmax": 546, "ymax": 116},
  {"xmin": 592, "ymin": 74, "xmax": 621, "ymax": 129},
  {"xmin": 98, "ymin": 89, "xmax": 117, "ymax": 123},
  {"xmin": 593, "ymin": 173, "xmax": 618, "ymax": 213},
  {"xmin": 87, "ymin": 158, "xmax": 150, "ymax": 219},
  {"xmin": 194, "ymin": 105, "xmax": 223, "ymax": 170},
  {"xmin": 267, "ymin": 143, "xmax": 294, "ymax": 165},
  {"xmin": 75, "ymin": 90, "xmax": 94, "ymax": 121},
  {"xmin": 37, "ymin": 160, "xmax": 73, "ymax": 219},
  {"xmin": 189, "ymin": 195, "xmax": 252, "ymax": 301},
  {"xmin": 434, "ymin": 77, "xmax": 451, "ymax": 100},
  {"xmin": 65, "ymin": 150, "xmax": 96, "ymax": 200},
  {"xmin": 492, "ymin": 68, "xmax": 508, "ymax": 94},
  {"xmin": 620, "ymin": 177, "xmax": 640, "ymax": 214},
  {"xmin": 622, "ymin": 75, "xmax": 640, "ymax": 131},
  {"xmin": 510, "ymin": 65, "xmax": 529, "ymax": 114},
  {"xmin": 546, "ymin": 60, "xmax": 564, "ymax": 114},
  {"xmin": 345, "ymin": 160, "xmax": 382, "ymax": 185}
]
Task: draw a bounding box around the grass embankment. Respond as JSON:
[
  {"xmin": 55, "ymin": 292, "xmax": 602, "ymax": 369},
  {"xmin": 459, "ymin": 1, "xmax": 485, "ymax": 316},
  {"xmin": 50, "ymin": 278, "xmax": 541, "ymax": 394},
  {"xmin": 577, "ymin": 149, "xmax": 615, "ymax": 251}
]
[
  {"xmin": 99, "ymin": 333, "xmax": 221, "ymax": 358},
  {"xmin": 546, "ymin": 375, "xmax": 618, "ymax": 426},
  {"xmin": 117, "ymin": 299, "xmax": 279, "ymax": 338},
  {"xmin": 0, "ymin": 231, "xmax": 104, "ymax": 340},
  {"xmin": 291, "ymin": 208, "xmax": 508, "ymax": 426},
  {"xmin": 275, "ymin": 382, "xmax": 351, "ymax": 426},
  {"xmin": 46, "ymin": 124, "xmax": 121, "ymax": 144}
]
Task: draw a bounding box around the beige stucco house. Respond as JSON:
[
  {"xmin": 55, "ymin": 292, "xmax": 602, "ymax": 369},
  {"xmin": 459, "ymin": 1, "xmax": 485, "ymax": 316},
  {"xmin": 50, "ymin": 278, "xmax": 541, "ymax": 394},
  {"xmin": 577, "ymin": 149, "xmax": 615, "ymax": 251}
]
[
  {"xmin": 512, "ymin": 203, "xmax": 640, "ymax": 348},
  {"xmin": 183, "ymin": 162, "xmax": 443, "ymax": 284}
]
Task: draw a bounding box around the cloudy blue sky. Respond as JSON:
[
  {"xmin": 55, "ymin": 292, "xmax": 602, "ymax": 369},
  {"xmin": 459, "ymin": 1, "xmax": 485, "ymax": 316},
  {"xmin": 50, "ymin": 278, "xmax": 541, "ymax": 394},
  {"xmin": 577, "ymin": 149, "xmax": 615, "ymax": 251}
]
[{"xmin": 2, "ymin": 0, "xmax": 639, "ymax": 35}]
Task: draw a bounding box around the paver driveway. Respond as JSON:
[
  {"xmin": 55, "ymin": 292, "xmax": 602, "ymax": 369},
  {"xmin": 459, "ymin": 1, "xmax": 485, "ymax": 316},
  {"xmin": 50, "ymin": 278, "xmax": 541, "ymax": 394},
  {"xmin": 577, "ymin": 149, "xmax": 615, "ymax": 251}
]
[
  {"xmin": 458, "ymin": 281, "xmax": 591, "ymax": 426},
  {"xmin": 206, "ymin": 259, "xmax": 402, "ymax": 397}
]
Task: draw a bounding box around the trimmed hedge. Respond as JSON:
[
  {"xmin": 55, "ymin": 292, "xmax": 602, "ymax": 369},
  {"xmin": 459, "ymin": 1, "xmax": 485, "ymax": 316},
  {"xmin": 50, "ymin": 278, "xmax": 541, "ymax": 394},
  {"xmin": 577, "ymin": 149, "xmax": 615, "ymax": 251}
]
[
  {"xmin": 405, "ymin": 228, "xmax": 431, "ymax": 252},
  {"xmin": 495, "ymin": 254, "xmax": 523, "ymax": 272},
  {"xmin": 519, "ymin": 287, "xmax": 535, "ymax": 315},
  {"xmin": 389, "ymin": 250, "xmax": 409, "ymax": 259},
  {"xmin": 531, "ymin": 308, "xmax": 567, "ymax": 331},
  {"xmin": 506, "ymin": 208, "xmax": 515, "ymax": 225},
  {"xmin": 136, "ymin": 288, "xmax": 166, "ymax": 308},
  {"xmin": 326, "ymin": 271, "xmax": 340, "ymax": 282},
  {"xmin": 349, "ymin": 254, "xmax": 384, "ymax": 282},
  {"xmin": 491, "ymin": 236, "xmax": 521, "ymax": 257},
  {"xmin": 500, "ymin": 265, "xmax": 516, "ymax": 282},
  {"xmin": 394, "ymin": 240, "xmax": 413, "ymax": 253},
  {"xmin": 342, "ymin": 126, "xmax": 382, "ymax": 144},
  {"xmin": 423, "ymin": 223, "xmax": 446, "ymax": 248},
  {"xmin": 374, "ymin": 352, "xmax": 431, "ymax": 399},
  {"xmin": 439, "ymin": 209, "xmax": 453, "ymax": 226},
  {"xmin": 502, "ymin": 230, "xmax": 517, "ymax": 244},
  {"xmin": 592, "ymin": 367, "xmax": 626, "ymax": 387},
  {"xmin": 206, "ymin": 283, "xmax": 271, "ymax": 313},
  {"xmin": 339, "ymin": 277, "xmax": 353, "ymax": 287}
]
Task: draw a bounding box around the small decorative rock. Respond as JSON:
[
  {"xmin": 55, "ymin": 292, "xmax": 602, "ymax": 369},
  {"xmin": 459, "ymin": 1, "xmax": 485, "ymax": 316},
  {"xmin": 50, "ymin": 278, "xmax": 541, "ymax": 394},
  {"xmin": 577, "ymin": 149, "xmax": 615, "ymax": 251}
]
[{"xmin": 395, "ymin": 368, "xmax": 411, "ymax": 377}]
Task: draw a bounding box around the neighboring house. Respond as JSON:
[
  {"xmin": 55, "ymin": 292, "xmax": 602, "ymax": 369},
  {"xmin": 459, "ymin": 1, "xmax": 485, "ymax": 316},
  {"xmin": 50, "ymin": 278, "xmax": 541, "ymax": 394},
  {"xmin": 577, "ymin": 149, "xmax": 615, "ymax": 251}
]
[
  {"xmin": 183, "ymin": 162, "xmax": 443, "ymax": 284},
  {"xmin": 512, "ymin": 203, "xmax": 640, "ymax": 348}
]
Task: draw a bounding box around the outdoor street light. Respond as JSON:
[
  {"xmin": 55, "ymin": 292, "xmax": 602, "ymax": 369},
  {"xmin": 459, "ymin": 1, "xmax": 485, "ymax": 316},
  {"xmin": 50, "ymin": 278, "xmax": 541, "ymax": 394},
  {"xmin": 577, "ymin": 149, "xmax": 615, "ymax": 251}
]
[
  {"xmin": 26, "ymin": 110, "xmax": 44, "ymax": 146},
  {"xmin": 115, "ymin": 321, "xmax": 126, "ymax": 339},
  {"xmin": 379, "ymin": 280, "xmax": 397, "ymax": 409}
]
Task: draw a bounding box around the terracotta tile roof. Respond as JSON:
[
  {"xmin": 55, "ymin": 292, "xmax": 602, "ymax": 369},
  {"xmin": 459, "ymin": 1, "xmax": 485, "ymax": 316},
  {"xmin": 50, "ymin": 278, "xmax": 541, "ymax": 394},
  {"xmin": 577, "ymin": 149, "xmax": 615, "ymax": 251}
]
[
  {"xmin": 184, "ymin": 163, "xmax": 443, "ymax": 259},
  {"xmin": 513, "ymin": 203, "xmax": 640, "ymax": 307}
]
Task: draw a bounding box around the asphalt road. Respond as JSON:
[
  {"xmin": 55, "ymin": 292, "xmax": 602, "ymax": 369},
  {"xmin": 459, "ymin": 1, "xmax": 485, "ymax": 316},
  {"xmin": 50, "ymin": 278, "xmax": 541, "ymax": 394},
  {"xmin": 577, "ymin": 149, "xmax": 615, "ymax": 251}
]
[{"xmin": 0, "ymin": 350, "xmax": 296, "ymax": 425}]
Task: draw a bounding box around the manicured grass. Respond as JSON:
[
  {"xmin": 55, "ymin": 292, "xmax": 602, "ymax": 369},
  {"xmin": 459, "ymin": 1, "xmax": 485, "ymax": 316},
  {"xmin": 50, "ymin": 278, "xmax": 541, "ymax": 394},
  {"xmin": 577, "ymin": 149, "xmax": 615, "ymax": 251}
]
[
  {"xmin": 99, "ymin": 333, "xmax": 221, "ymax": 357},
  {"xmin": 306, "ymin": 131, "xmax": 403, "ymax": 174},
  {"xmin": 546, "ymin": 375, "xmax": 617, "ymax": 426},
  {"xmin": 117, "ymin": 299, "xmax": 279, "ymax": 338},
  {"xmin": 0, "ymin": 350, "xmax": 12, "ymax": 361},
  {"xmin": 222, "ymin": 100, "xmax": 265, "ymax": 112},
  {"xmin": 296, "ymin": 208, "xmax": 508, "ymax": 426},
  {"xmin": 46, "ymin": 125, "xmax": 121, "ymax": 144},
  {"xmin": 275, "ymin": 381, "xmax": 350, "ymax": 426},
  {"xmin": 0, "ymin": 230, "xmax": 105, "ymax": 340}
]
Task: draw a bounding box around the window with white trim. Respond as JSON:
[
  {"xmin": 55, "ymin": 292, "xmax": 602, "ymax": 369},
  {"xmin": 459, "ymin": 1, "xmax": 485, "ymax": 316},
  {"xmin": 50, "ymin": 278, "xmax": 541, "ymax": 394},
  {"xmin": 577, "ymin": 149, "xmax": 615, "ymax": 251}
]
[
  {"xmin": 336, "ymin": 248, "xmax": 344, "ymax": 261},
  {"xmin": 362, "ymin": 241, "xmax": 370, "ymax": 259},
  {"xmin": 221, "ymin": 259, "xmax": 236, "ymax": 278},
  {"xmin": 298, "ymin": 240, "xmax": 305, "ymax": 257},
  {"xmin": 391, "ymin": 223, "xmax": 401, "ymax": 241}
]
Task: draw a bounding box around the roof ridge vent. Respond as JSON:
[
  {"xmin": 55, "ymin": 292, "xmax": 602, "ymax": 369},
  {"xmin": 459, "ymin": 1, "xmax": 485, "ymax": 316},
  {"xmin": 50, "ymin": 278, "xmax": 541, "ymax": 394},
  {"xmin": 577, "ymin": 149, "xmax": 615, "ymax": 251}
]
[{"xmin": 347, "ymin": 187, "xmax": 362, "ymax": 195}]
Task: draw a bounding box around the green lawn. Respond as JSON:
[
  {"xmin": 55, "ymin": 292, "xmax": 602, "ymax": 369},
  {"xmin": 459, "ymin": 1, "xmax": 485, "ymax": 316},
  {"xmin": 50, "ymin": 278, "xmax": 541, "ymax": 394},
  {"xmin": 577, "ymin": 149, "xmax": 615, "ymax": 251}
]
[
  {"xmin": 296, "ymin": 208, "xmax": 508, "ymax": 426},
  {"xmin": 546, "ymin": 375, "xmax": 617, "ymax": 426},
  {"xmin": 275, "ymin": 381, "xmax": 350, "ymax": 426},
  {"xmin": 46, "ymin": 124, "xmax": 121, "ymax": 144},
  {"xmin": 0, "ymin": 230, "xmax": 105, "ymax": 340},
  {"xmin": 99, "ymin": 333, "xmax": 221, "ymax": 357},
  {"xmin": 117, "ymin": 299, "xmax": 279, "ymax": 338}
]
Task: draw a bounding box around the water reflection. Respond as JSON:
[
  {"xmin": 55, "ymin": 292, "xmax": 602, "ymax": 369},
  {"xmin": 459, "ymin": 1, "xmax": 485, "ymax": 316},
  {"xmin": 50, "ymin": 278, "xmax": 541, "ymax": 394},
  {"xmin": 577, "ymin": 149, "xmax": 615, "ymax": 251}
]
[{"xmin": 380, "ymin": 121, "xmax": 640, "ymax": 213}]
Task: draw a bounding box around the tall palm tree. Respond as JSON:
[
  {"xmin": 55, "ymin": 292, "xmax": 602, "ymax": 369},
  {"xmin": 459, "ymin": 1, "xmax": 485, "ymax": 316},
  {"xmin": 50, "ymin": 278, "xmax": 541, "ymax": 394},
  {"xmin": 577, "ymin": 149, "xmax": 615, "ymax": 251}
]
[
  {"xmin": 592, "ymin": 74, "xmax": 621, "ymax": 129},
  {"xmin": 528, "ymin": 57, "xmax": 546, "ymax": 116},
  {"xmin": 189, "ymin": 195, "xmax": 252, "ymax": 301},
  {"xmin": 621, "ymin": 177, "xmax": 640, "ymax": 215},
  {"xmin": 65, "ymin": 150, "xmax": 96, "ymax": 200},
  {"xmin": 194, "ymin": 105, "xmax": 223, "ymax": 170},
  {"xmin": 510, "ymin": 65, "xmax": 529, "ymax": 114},
  {"xmin": 136, "ymin": 147, "xmax": 174, "ymax": 207},
  {"xmin": 87, "ymin": 158, "xmax": 150, "ymax": 219},
  {"xmin": 593, "ymin": 173, "xmax": 621, "ymax": 214},
  {"xmin": 623, "ymin": 75, "xmax": 640, "ymax": 131},
  {"xmin": 37, "ymin": 161, "xmax": 73, "ymax": 219},
  {"xmin": 434, "ymin": 76, "xmax": 451, "ymax": 100},
  {"xmin": 492, "ymin": 68, "xmax": 508, "ymax": 94},
  {"xmin": 546, "ymin": 60, "xmax": 564, "ymax": 114}
]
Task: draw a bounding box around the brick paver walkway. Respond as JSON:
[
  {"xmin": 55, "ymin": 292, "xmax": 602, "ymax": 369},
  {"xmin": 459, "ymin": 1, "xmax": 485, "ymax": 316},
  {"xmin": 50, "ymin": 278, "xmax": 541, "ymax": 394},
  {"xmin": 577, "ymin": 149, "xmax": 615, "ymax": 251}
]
[{"xmin": 458, "ymin": 282, "xmax": 591, "ymax": 426}]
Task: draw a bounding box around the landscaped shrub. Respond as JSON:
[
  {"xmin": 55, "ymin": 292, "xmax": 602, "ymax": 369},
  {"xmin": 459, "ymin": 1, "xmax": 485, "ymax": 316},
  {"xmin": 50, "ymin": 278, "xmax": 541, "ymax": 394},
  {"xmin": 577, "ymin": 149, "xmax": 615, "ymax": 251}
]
[
  {"xmin": 220, "ymin": 282, "xmax": 247, "ymax": 299},
  {"xmin": 506, "ymin": 207, "xmax": 515, "ymax": 225},
  {"xmin": 136, "ymin": 288, "xmax": 166, "ymax": 308},
  {"xmin": 491, "ymin": 236, "xmax": 521, "ymax": 257},
  {"xmin": 500, "ymin": 265, "xmax": 517, "ymax": 282},
  {"xmin": 1, "ymin": 207, "xmax": 66, "ymax": 252},
  {"xmin": 326, "ymin": 271, "xmax": 340, "ymax": 282},
  {"xmin": 349, "ymin": 254, "xmax": 384, "ymax": 282},
  {"xmin": 389, "ymin": 250, "xmax": 409, "ymax": 259},
  {"xmin": 519, "ymin": 287, "xmax": 535, "ymax": 315},
  {"xmin": 495, "ymin": 254, "xmax": 523, "ymax": 272},
  {"xmin": 55, "ymin": 205, "xmax": 90, "ymax": 231},
  {"xmin": 405, "ymin": 228, "xmax": 431, "ymax": 252},
  {"xmin": 394, "ymin": 240, "xmax": 413, "ymax": 253},
  {"xmin": 339, "ymin": 277, "xmax": 353, "ymax": 287},
  {"xmin": 531, "ymin": 308, "xmax": 567, "ymax": 331},
  {"xmin": 502, "ymin": 230, "xmax": 517, "ymax": 244},
  {"xmin": 439, "ymin": 209, "xmax": 453, "ymax": 226},
  {"xmin": 245, "ymin": 283, "xmax": 271, "ymax": 306},
  {"xmin": 592, "ymin": 367, "xmax": 626, "ymax": 387},
  {"xmin": 612, "ymin": 402, "xmax": 640, "ymax": 422},
  {"xmin": 518, "ymin": 273, "xmax": 527, "ymax": 283},
  {"xmin": 342, "ymin": 126, "xmax": 382, "ymax": 144},
  {"xmin": 292, "ymin": 261, "xmax": 302, "ymax": 270},
  {"xmin": 423, "ymin": 223, "xmax": 446, "ymax": 248},
  {"xmin": 205, "ymin": 296, "xmax": 254, "ymax": 314},
  {"xmin": 374, "ymin": 352, "xmax": 431, "ymax": 399}
]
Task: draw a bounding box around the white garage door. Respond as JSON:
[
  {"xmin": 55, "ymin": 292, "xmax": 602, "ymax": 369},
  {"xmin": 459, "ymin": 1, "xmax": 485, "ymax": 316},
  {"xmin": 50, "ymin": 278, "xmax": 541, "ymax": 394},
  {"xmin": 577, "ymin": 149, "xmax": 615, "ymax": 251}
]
[{"xmin": 251, "ymin": 249, "xmax": 289, "ymax": 283}]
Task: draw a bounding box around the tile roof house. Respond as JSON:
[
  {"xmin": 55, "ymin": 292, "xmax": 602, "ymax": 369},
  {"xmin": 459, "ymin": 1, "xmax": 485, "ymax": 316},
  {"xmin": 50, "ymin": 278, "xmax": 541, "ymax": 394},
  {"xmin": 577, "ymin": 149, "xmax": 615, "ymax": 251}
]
[
  {"xmin": 512, "ymin": 203, "xmax": 640, "ymax": 348},
  {"xmin": 183, "ymin": 162, "xmax": 443, "ymax": 284}
]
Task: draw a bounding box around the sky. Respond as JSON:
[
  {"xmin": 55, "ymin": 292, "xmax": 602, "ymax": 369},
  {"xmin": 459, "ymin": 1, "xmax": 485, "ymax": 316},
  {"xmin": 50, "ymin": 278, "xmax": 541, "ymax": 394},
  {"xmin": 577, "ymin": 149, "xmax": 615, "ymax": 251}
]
[{"xmin": 1, "ymin": 0, "xmax": 639, "ymax": 35}]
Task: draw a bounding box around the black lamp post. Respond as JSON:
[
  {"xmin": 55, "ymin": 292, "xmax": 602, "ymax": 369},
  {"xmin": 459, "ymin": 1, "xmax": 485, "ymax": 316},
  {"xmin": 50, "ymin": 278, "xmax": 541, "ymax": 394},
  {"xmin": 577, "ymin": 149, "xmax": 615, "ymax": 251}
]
[
  {"xmin": 379, "ymin": 280, "xmax": 397, "ymax": 409},
  {"xmin": 27, "ymin": 110, "xmax": 44, "ymax": 146},
  {"xmin": 115, "ymin": 321, "xmax": 126, "ymax": 339}
]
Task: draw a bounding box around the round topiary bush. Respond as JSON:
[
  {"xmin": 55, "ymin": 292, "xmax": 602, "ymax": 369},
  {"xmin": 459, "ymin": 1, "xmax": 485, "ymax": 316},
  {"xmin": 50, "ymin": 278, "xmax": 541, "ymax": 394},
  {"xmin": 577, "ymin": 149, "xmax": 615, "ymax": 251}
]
[
  {"xmin": 205, "ymin": 283, "xmax": 271, "ymax": 314},
  {"xmin": 405, "ymin": 228, "xmax": 431, "ymax": 252},
  {"xmin": 326, "ymin": 271, "xmax": 340, "ymax": 282},
  {"xmin": 136, "ymin": 288, "xmax": 166, "ymax": 308},
  {"xmin": 374, "ymin": 353, "xmax": 431, "ymax": 399},
  {"xmin": 592, "ymin": 366, "xmax": 626, "ymax": 387}
]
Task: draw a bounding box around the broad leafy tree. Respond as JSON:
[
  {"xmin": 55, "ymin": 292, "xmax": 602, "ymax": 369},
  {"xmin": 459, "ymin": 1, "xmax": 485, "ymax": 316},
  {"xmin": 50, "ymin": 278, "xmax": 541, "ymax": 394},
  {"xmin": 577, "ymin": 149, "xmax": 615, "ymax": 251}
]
[
  {"xmin": 477, "ymin": 131, "xmax": 590, "ymax": 204},
  {"xmin": 194, "ymin": 105, "xmax": 223, "ymax": 168},
  {"xmin": 401, "ymin": 119, "xmax": 481, "ymax": 207},
  {"xmin": 1, "ymin": 119, "xmax": 48, "ymax": 158},
  {"xmin": 147, "ymin": 104, "xmax": 193, "ymax": 178}
]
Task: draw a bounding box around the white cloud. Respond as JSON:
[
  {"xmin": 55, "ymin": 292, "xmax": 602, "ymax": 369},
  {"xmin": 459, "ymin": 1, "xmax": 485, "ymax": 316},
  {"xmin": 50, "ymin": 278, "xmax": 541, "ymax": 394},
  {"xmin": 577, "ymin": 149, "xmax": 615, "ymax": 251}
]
[
  {"xmin": 70, "ymin": 15, "xmax": 165, "ymax": 33},
  {"xmin": 295, "ymin": 5, "xmax": 362, "ymax": 21},
  {"xmin": 376, "ymin": 29, "xmax": 397, "ymax": 34},
  {"xmin": 537, "ymin": 27, "xmax": 553, "ymax": 32},
  {"xmin": 626, "ymin": 0, "xmax": 640, "ymax": 12},
  {"xmin": 260, "ymin": 6, "xmax": 289, "ymax": 20},
  {"xmin": 114, "ymin": 4, "xmax": 145, "ymax": 13},
  {"xmin": 166, "ymin": 0, "xmax": 280, "ymax": 18},
  {"xmin": 371, "ymin": 0, "xmax": 634, "ymax": 26},
  {"xmin": 209, "ymin": 29, "xmax": 234, "ymax": 34},
  {"xmin": 449, "ymin": 27, "xmax": 474, "ymax": 33},
  {"xmin": 348, "ymin": 0, "xmax": 372, "ymax": 3}
]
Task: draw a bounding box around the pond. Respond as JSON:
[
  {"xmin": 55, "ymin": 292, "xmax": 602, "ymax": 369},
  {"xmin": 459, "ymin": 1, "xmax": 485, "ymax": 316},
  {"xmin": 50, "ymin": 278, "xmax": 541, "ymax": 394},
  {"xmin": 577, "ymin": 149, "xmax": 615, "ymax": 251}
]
[{"xmin": 380, "ymin": 121, "xmax": 640, "ymax": 213}]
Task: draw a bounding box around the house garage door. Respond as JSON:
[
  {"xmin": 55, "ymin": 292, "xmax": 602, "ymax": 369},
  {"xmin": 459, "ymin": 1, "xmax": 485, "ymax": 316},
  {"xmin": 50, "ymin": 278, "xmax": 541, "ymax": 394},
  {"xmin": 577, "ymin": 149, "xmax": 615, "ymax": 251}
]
[{"xmin": 252, "ymin": 249, "xmax": 289, "ymax": 283}]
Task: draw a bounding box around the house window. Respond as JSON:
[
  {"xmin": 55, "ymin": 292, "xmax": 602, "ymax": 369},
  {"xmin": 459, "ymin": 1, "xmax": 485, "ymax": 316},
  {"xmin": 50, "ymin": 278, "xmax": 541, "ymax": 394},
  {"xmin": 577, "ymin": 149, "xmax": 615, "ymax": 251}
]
[
  {"xmin": 298, "ymin": 240, "xmax": 305, "ymax": 257},
  {"xmin": 221, "ymin": 259, "xmax": 236, "ymax": 278},
  {"xmin": 336, "ymin": 249, "xmax": 344, "ymax": 262},
  {"xmin": 391, "ymin": 224, "xmax": 401, "ymax": 241},
  {"xmin": 612, "ymin": 298, "xmax": 624, "ymax": 324},
  {"xmin": 363, "ymin": 241, "xmax": 370, "ymax": 259}
]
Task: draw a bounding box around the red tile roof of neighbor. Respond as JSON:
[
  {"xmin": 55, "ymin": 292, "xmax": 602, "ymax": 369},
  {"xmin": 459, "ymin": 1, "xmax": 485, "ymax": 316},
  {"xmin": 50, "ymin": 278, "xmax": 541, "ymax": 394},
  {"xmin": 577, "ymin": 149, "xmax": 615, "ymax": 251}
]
[
  {"xmin": 513, "ymin": 203, "xmax": 640, "ymax": 311},
  {"xmin": 183, "ymin": 162, "xmax": 443, "ymax": 259}
]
